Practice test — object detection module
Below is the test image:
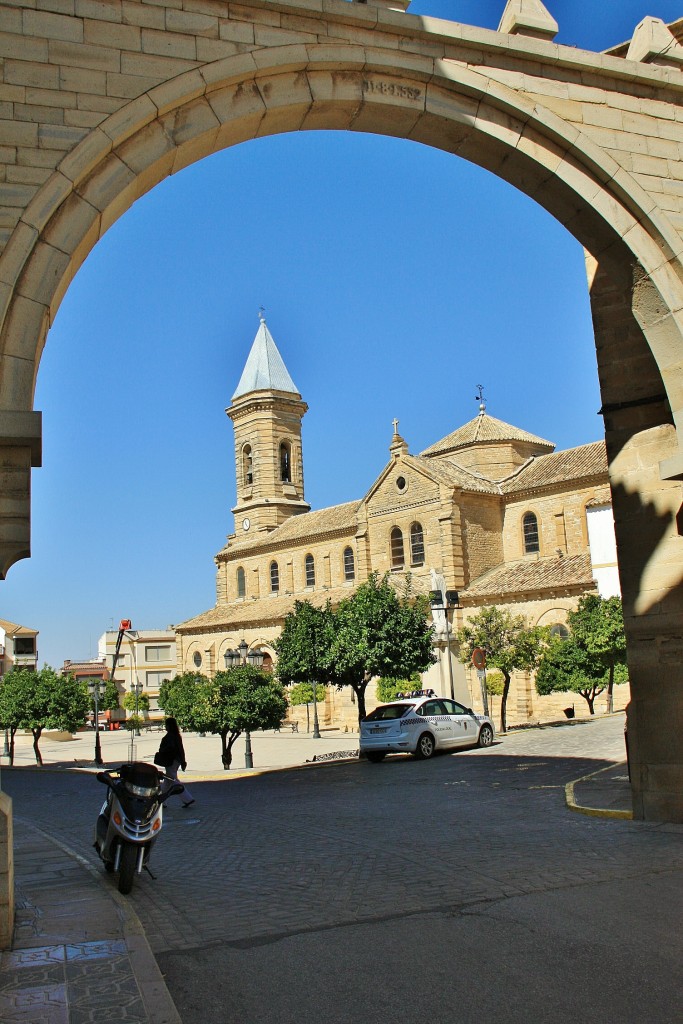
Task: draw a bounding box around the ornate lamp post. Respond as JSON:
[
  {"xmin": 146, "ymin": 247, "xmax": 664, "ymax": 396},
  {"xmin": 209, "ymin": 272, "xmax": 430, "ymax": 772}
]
[
  {"xmin": 429, "ymin": 589, "xmax": 460, "ymax": 702},
  {"xmin": 224, "ymin": 641, "xmax": 264, "ymax": 769},
  {"xmin": 87, "ymin": 678, "xmax": 105, "ymax": 767}
]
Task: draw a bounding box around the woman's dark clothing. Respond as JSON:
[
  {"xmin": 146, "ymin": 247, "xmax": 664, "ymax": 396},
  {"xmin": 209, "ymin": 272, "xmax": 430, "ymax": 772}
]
[
  {"xmin": 158, "ymin": 731, "xmax": 186, "ymax": 770},
  {"xmin": 157, "ymin": 728, "xmax": 194, "ymax": 806}
]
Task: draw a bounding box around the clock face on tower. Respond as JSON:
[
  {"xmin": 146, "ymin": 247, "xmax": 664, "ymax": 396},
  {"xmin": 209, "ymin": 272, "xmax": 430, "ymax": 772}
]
[{"xmin": 242, "ymin": 518, "xmax": 251, "ymax": 531}]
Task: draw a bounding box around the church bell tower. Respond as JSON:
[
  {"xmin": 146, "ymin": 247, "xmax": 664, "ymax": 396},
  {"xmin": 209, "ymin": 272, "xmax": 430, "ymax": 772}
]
[{"xmin": 227, "ymin": 312, "xmax": 310, "ymax": 536}]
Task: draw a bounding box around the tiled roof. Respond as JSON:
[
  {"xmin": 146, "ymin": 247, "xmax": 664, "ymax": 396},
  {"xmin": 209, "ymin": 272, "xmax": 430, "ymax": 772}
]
[
  {"xmin": 176, "ymin": 574, "xmax": 436, "ymax": 633},
  {"xmin": 176, "ymin": 585, "xmax": 354, "ymax": 633},
  {"xmin": 219, "ymin": 501, "xmax": 361, "ymax": 557},
  {"xmin": 463, "ymin": 553, "xmax": 596, "ymax": 599},
  {"xmin": 421, "ymin": 413, "xmax": 554, "ymax": 457},
  {"xmin": 405, "ymin": 454, "xmax": 500, "ymax": 494},
  {"xmin": 502, "ymin": 441, "xmax": 607, "ymax": 494},
  {"xmin": 0, "ymin": 618, "xmax": 37, "ymax": 635}
]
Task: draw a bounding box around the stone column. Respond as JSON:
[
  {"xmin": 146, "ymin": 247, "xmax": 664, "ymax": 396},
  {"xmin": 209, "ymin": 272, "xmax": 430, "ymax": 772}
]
[{"xmin": 590, "ymin": 259, "xmax": 683, "ymax": 821}]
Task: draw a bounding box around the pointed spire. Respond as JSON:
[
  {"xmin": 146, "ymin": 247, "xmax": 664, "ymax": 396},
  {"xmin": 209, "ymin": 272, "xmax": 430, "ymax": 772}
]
[
  {"xmin": 232, "ymin": 312, "xmax": 299, "ymax": 400},
  {"xmin": 498, "ymin": 0, "xmax": 558, "ymax": 42}
]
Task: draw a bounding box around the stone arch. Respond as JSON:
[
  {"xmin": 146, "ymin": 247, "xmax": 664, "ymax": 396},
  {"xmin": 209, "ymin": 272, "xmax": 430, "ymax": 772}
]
[
  {"xmin": 2, "ymin": 48, "xmax": 683, "ymax": 429},
  {"xmin": 0, "ymin": 40, "xmax": 682, "ymax": 819}
]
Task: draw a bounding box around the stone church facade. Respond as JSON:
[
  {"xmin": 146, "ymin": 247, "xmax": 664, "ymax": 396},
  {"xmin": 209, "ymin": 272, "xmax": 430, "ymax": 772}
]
[{"xmin": 175, "ymin": 316, "xmax": 623, "ymax": 729}]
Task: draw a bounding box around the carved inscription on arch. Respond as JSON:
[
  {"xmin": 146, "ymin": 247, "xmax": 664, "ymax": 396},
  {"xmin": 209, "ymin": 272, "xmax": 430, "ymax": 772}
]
[{"xmin": 362, "ymin": 79, "xmax": 423, "ymax": 102}]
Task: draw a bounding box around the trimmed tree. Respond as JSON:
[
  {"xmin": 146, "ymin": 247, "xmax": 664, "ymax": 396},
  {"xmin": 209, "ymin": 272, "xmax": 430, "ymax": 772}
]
[
  {"xmin": 122, "ymin": 690, "xmax": 150, "ymax": 715},
  {"xmin": 199, "ymin": 665, "xmax": 287, "ymax": 770},
  {"xmin": 567, "ymin": 595, "xmax": 627, "ymax": 714},
  {"xmin": 276, "ymin": 600, "xmax": 334, "ymax": 688},
  {"xmin": 376, "ymin": 673, "xmax": 421, "ymax": 702},
  {"xmin": 158, "ymin": 673, "xmax": 209, "ymax": 731},
  {"xmin": 99, "ymin": 679, "xmax": 120, "ymax": 712},
  {"xmin": 328, "ymin": 573, "xmax": 436, "ymax": 728},
  {"xmin": 455, "ymin": 606, "xmax": 549, "ymax": 734},
  {"xmin": 535, "ymin": 635, "xmax": 628, "ymax": 715},
  {"xmin": 0, "ymin": 667, "xmax": 90, "ymax": 765},
  {"xmin": 288, "ymin": 682, "xmax": 326, "ymax": 733}
]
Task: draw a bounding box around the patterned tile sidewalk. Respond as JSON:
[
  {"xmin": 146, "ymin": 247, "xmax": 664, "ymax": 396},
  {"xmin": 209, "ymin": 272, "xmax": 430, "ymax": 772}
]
[{"xmin": 0, "ymin": 818, "xmax": 180, "ymax": 1024}]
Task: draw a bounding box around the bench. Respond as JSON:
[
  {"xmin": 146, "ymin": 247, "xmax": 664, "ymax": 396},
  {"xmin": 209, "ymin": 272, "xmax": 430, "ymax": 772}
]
[{"xmin": 276, "ymin": 722, "xmax": 299, "ymax": 733}]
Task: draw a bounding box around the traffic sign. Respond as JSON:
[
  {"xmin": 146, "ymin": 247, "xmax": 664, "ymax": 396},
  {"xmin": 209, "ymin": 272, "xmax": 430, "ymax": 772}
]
[{"xmin": 471, "ymin": 647, "xmax": 487, "ymax": 670}]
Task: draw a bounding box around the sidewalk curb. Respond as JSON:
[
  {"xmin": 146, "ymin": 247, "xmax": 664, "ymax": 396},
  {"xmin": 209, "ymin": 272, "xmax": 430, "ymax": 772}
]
[
  {"xmin": 565, "ymin": 762, "xmax": 633, "ymax": 820},
  {"xmin": 15, "ymin": 817, "xmax": 182, "ymax": 1024}
]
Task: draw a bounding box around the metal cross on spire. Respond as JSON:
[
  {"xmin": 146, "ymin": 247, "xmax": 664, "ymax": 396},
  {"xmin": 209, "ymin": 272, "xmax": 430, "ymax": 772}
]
[
  {"xmin": 475, "ymin": 384, "xmax": 486, "ymax": 414},
  {"xmin": 258, "ymin": 305, "xmax": 266, "ymax": 324}
]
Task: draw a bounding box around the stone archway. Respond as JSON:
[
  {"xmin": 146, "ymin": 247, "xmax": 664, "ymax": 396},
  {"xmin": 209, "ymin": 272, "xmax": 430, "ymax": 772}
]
[{"xmin": 1, "ymin": 2, "xmax": 683, "ymax": 819}]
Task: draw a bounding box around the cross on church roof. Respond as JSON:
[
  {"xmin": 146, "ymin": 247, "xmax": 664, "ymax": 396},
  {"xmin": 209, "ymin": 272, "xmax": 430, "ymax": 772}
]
[
  {"xmin": 392, "ymin": 418, "xmax": 400, "ymax": 436},
  {"xmin": 475, "ymin": 384, "xmax": 486, "ymax": 414}
]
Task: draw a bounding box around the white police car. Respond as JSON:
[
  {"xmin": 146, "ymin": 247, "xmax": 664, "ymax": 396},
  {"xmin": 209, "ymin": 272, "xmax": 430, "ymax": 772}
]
[{"xmin": 360, "ymin": 690, "xmax": 495, "ymax": 762}]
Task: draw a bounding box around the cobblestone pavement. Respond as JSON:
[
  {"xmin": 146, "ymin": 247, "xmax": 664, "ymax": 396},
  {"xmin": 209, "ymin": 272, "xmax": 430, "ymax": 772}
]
[{"xmin": 2, "ymin": 715, "xmax": 681, "ymax": 1024}]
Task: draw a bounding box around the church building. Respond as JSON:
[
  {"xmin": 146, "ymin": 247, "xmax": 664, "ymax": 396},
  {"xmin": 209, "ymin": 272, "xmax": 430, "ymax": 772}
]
[{"xmin": 175, "ymin": 316, "xmax": 623, "ymax": 728}]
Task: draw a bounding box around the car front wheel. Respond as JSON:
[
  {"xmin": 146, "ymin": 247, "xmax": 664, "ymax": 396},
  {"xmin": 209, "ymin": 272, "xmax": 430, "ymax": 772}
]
[
  {"xmin": 477, "ymin": 724, "xmax": 494, "ymax": 748},
  {"xmin": 415, "ymin": 733, "xmax": 436, "ymax": 759}
]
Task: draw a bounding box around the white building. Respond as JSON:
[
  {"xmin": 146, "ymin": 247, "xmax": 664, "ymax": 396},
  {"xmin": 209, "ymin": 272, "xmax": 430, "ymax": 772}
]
[
  {"xmin": 0, "ymin": 618, "xmax": 38, "ymax": 674},
  {"xmin": 98, "ymin": 629, "xmax": 177, "ymax": 719}
]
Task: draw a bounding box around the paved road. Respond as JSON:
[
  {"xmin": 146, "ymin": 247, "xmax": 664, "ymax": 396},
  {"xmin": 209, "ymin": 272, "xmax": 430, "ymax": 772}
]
[{"xmin": 3, "ymin": 716, "xmax": 682, "ymax": 1024}]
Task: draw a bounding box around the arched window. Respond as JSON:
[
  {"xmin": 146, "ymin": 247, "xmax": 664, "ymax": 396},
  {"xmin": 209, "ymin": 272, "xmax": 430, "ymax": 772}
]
[
  {"xmin": 410, "ymin": 522, "xmax": 425, "ymax": 566},
  {"xmin": 243, "ymin": 444, "xmax": 253, "ymax": 486},
  {"xmin": 280, "ymin": 441, "xmax": 291, "ymax": 482},
  {"xmin": 391, "ymin": 527, "xmax": 405, "ymax": 569},
  {"xmin": 343, "ymin": 546, "xmax": 355, "ymax": 582},
  {"xmin": 305, "ymin": 553, "xmax": 315, "ymax": 587},
  {"xmin": 523, "ymin": 512, "xmax": 540, "ymax": 554},
  {"xmin": 236, "ymin": 566, "xmax": 245, "ymax": 598},
  {"xmin": 270, "ymin": 560, "xmax": 279, "ymax": 593},
  {"xmin": 550, "ymin": 623, "xmax": 569, "ymax": 641}
]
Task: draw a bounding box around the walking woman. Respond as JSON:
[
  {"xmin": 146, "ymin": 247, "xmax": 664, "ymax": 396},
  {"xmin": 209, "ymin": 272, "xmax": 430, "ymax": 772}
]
[{"xmin": 156, "ymin": 717, "xmax": 195, "ymax": 808}]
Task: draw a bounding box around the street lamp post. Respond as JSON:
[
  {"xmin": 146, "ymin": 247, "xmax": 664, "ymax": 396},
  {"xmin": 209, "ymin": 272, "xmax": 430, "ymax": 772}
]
[
  {"xmin": 131, "ymin": 681, "xmax": 143, "ymax": 737},
  {"xmin": 87, "ymin": 679, "xmax": 105, "ymax": 767},
  {"xmin": 224, "ymin": 640, "xmax": 265, "ymax": 769},
  {"xmin": 429, "ymin": 589, "xmax": 460, "ymax": 702}
]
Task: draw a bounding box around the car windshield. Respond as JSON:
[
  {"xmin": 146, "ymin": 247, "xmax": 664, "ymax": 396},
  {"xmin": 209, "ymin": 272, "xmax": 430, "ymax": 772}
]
[{"xmin": 364, "ymin": 703, "xmax": 414, "ymax": 722}]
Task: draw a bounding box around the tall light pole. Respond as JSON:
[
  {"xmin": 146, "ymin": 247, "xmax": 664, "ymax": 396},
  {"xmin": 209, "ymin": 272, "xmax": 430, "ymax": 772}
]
[
  {"xmin": 131, "ymin": 681, "xmax": 143, "ymax": 736},
  {"xmin": 88, "ymin": 679, "xmax": 104, "ymax": 767},
  {"xmin": 224, "ymin": 640, "xmax": 264, "ymax": 769},
  {"xmin": 429, "ymin": 589, "xmax": 460, "ymax": 702}
]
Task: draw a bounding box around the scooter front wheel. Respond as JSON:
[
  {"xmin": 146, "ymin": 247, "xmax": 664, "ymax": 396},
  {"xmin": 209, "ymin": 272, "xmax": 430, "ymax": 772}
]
[{"xmin": 118, "ymin": 843, "xmax": 137, "ymax": 895}]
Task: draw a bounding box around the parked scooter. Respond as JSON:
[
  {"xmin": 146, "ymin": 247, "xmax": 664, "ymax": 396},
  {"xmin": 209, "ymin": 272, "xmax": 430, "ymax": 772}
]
[{"xmin": 94, "ymin": 761, "xmax": 184, "ymax": 894}]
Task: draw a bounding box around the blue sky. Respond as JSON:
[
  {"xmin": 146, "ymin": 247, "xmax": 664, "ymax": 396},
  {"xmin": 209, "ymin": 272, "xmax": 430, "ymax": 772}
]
[{"xmin": 4, "ymin": 0, "xmax": 682, "ymax": 669}]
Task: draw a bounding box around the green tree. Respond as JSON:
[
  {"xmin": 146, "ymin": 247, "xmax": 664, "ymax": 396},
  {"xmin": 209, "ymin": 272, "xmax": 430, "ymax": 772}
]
[
  {"xmin": 158, "ymin": 673, "xmax": 208, "ymax": 731},
  {"xmin": 122, "ymin": 690, "xmax": 150, "ymax": 714},
  {"xmin": 567, "ymin": 595, "xmax": 627, "ymax": 713},
  {"xmin": 329, "ymin": 573, "xmax": 436, "ymax": 728},
  {"xmin": 0, "ymin": 667, "xmax": 89, "ymax": 765},
  {"xmin": 96, "ymin": 679, "xmax": 120, "ymax": 712},
  {"xmin": 288, "ymin": 682, "xmax": 326, "ymax": 733},
  {"xmin": 482, "ymin": 668, "xmax": 505, "ymax": 721},
  {"xmin": 455, "ymin": 606, "xmax": 549, "ymax": 733},
  {"xmin": 376, "ymin": 673, "xmax": 421, "ymax": 702},
  {"xmin": 275, "ymin": 600, "xmax": 335, "ymax": 690},
  {"xmin": 535, "ymin": 635, "xmax": 627, "ymax": 715},
  {"xmin": 199, "ymin": 666, "xmax": 287, "ymax": 769}
]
